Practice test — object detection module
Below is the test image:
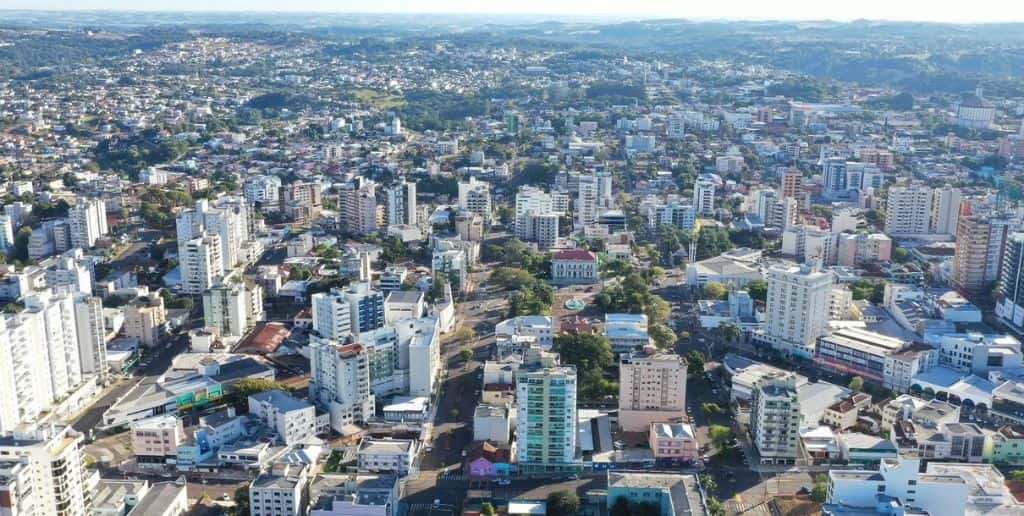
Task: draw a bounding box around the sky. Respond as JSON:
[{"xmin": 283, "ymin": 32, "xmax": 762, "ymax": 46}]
[{"xmin": 3, "ymin": 0, "xmax": 1024, "ymax": 23}]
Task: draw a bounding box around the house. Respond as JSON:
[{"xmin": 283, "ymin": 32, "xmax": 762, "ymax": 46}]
[
  {"xmin": 821, "ymin": 392, "xmax": 872, "ymax": 430},
  {"xmin": 648, "ymin": 423, "xmax": 699, "ymax": 462},
  {"xmin": 551, "ymin": 249, "xmax": 599, "ymax": 285},
  {"xmin": 466, "ymin": 442, "xmax": 512, "ymax": 479}
]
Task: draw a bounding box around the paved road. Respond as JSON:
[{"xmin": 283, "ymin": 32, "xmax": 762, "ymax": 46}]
[
  {"xmin": 73, "ymin": 334, "xmax": 189, "ymax": 435},
  {"xmin": 404, "ymin": 256, "xmax": 509, "ymax": 511}
]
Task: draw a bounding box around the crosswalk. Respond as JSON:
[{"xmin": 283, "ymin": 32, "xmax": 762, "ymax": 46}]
[
  {"xmin": 406, "ymin": 503, "xmax": 456, "ymax": 514},
  {"xmin": 436, "ymin": 471, "xmax": 468, "ymax": 482}
]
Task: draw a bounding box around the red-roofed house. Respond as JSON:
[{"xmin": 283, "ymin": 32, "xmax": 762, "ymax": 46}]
[{"xmin": 551, "ymin": 249, "xmax": 599, "ymax": 285}]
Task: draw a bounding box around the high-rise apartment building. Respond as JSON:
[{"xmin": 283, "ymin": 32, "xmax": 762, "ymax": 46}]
[
  {"xmin": 243, "ymin": 174, "xmax": 282, "ymax": 208},
  {"xmin": 952, "ymin": 208, "xmax": 1013, "ymax": 296},
  {"xmin": 930, "ymin": 184, "xmax": 962, "ymax": 235},
  {"xmin": 515, "ymin": 353, "xmax": 578, "ymax": 467},
  {"xmin": 178, "ymin": 234, "xmax": 224, "ymax": 295},
  {"xmin": 25, "ymin": 290, "xmax": 83, "ymax": 402},
  {"xmin": 458, "ymin": 177, "xmax": 492, "ymax": 223},
  {"xmin": 0, "ymin": 310, "xmax": 51, "ymax": 433},
  {"xmin": 780, "ymin": 169, "xmax": 803, "ymax": 202},
  {"xmin": 762, "ymin": 264, "xmax": 834, "ymax": 358},
  {"xmin": 385, "ymin": 180, "xmax": 417, "ymax": 227},
  {"xmin": 339, "ymin": 179, "xmax": 378, "ymax": 235},
  {"xmin": 73, "ymin": 294, "xmax": 106, "ymax": 382},
  {"xmin": 885, "ymin": 186, "xmax": 934, "ymax": 236},
  {"xmin": 750, "ymin": 375, "xmax": 801, "ymax": 465},
  {"xmin": 997, "ymin": 233, "xmax": 1024, "ymax": 333},
  {"xmin": 693, "ymin": 180, "xmax": 716, "ymax": 215},
  {"xmin": 618, "ymin": 350, "xmax": 687, "ymax": 432},
  {"xmin": 341, "ymin": 282, "xmax": 385, "ymax": 335},
  {"xmin": 885, "ymin": 185, "xmax": 962, "ymax": 237},
  {"xmin": 311, "ymin": 289, "xmax": 353, "ymax": 341},
  {"xmin": 176, "ymin": 198, "xmax": 253, "ymax": 273},
  {"xmin": 203, "ymin": 275, "xmax": 264, "ymax": 338},
  {"xmin": 124, "ymin": 293, "xmax": 166, "ymax": 347},
  {"xmin": 576, "ymin": 174, "xmax": 600, "ymax": 228},
  {"xmin": 515, "ymin": 186, "xmax": 559, "ymax": 249},
  {"xmin": 68, "ymin": 198, "xmax": 108, "ymax": 249},
  {"xmin": 310, "ymin": 340, "xmax": 375, "ymax": 430},
  {"xmin": 0, "ymin": 425, "xmax": 95, "ymax": 516}
]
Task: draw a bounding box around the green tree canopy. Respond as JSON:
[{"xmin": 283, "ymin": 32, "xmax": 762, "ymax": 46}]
[
  {"xmin": 553, "ymin": 333, "xmax": 616, "ymax": 399},
  {"xmin": 545, "ymin": 490, "xmax": 581, "ymax": 516},
  {"xmin": 703, "ymin": 281, "xmax": 728, "ymax": 300}
]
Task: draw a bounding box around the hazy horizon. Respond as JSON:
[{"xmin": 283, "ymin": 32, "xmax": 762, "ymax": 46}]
[{"xmin": 2, "ymin": 0, "xmax": 1024, "ymax": 24}]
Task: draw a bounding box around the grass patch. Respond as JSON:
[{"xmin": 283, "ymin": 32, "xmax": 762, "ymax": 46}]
[{"xmin": 351, "ymin": 88, "xmax": 406, "ymax": 110}]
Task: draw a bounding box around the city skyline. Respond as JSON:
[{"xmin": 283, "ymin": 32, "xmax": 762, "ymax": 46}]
[{"xmin": 2, "ymin": 0, "xmax": 1024, "ymax": 23}]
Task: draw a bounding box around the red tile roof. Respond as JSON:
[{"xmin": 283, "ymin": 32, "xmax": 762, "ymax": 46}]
[{"xmin": 554, "ymin": 249, "xmax": 597, "ymax": 261}]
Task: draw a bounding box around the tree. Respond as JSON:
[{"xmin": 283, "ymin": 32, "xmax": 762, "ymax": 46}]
[
  {"xmin": 707, "ymin": 496, "xmax": 725, "ymax": 516},
  {"xmin": 481, "ymin": 503, "xmax": 497, "ymax": 516},
  {"xmin": 231, "ymin": 485, "xmax": 250, "ymax": 516},
  {"xmin": 649, "ymin": 323, "xmax": 678, "ymax": 349},
  {"xmin": 553, "ymin": 333, "xmax": 615, "ymax": 399},
  {"xmin": 453, "ymin": 327, "xmax": 476, "ymax": 343},
  {"xmin": 703, "ymin": 281, "xmax": 727, "ymax": 300},
  {"xmin": 545, "ymin": 490, "xmax": 580, "ymax": 516},
  {"xmin": 1011, "ymin": 470, "xmax": 1024, "ymax": 481},
  {"xmin": 231, "ymin": 378, "xmax": 288, "ymax": 405},
  {"xmin": 811, "ymin": 474, "xmax": 829, "ymax": 503},
  {"xmin": 716, "ymin": 321, "xmax": 741, "ymax": 344},
  {"xmin": 848, "ymin": 376, "xmax": 864, "ymax": 391},
  {"xmin": 686, "ymin": 350, "xmax": 706, "ymax": 376},
  {"xmin": 460, "ymin": 347, "xmax": 473, "ymax": 362},
  {"xmin": 699, "ymin": 473, "xmax": 718, "ymax": 495},
  {"xmin": 702, "ymin": 403, "xmax": 722, "ymax": 415},
  {"xmin": 709, "ymin": 425, "xmax": 734, "ymax": 450},
  {"xmin": 745, "ymin": 279, "xmax": 767, "ymax": 302}
]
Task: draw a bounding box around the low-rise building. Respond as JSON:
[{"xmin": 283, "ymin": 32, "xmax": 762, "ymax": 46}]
[
  {"xmin": 550, "ymin": 249, "xmax": 599, "ymax": 285},
  {"xmin": 648, "ymin": 423, "xmax": 699, "ymax": 462},
  {"xmin": 357, "ymin": 439, "xmax": 416, "ymax": 474},
  {"xmin": 131, "ymin": 415, "xmax": 186, "ymax": 468},
  {"xmin": 604, "ymin": 313, "xmax": 650, "ymax": 353},
  {"xmin": 250, "ymin": 463, "xmax": 310, "ymax": 516},
  {"xmin": 248, "ymin": 390, "xmax": 318, "ymax": 446},
  {"xmin": 473, "ymin": 404, "xmax": 511, "ymax": 445}
]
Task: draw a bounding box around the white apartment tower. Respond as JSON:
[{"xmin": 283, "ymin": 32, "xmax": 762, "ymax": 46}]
[
  {"xmin": 203, "ymin": 276, "xmax": 264, "ymax": 338},
  {"xmin": 0, "ymin": 426, "xmax": 94, "ymax": 516},
  {"xmin": 73, "ymin": 294, "xmax": 107, "ymax": 382},
  {"xmin": 176, "ymin": 197, "xmax": 253, "ymax": 272},
  {"xmin": 0, "ymin": 311, "xmax": 51, "ymax": 433},
  {"xmin": 309, "ymin": 340, "xmax": 375, "ymax": 430},
  {"xmin": 694, "ymin": 180, "xmax": 716, "ymax": 215},
  {"xmin": 515, "ymin": 186, "xmax": 559, "ymax": 248},
  {"xmin": 311, "ymin": 290, "xmax": 354, "ymax": 341},
  {"xmin": 458, "ymin": 177, "xmax": 492, "ymax": 223},
  {"xmin": 178, "ymin": 234, "xmax": 224, "ymax": 295},
  {"xmin": 931, "ymin": 184, "xmax": 962, "ymax": 235},
  {"xmin": 885, "ymin": 186, "xmax": 933, "ymax": 236},
  {"xmin": 885, "ymin": 185, "xmax": 962, "ymax": 237},
  {"xmin": 750, "ymin": 375, "xmax": 801, "ymax": 464},
  {"xmin": 385, "ymin": 180, "xmax": 417, "ymax": 227},
  {"xmin": 763, "ymin": 264, "xmax": 834, "ymax": 358},
  {"xmin": 67, "ymin": 198, "xmax": 108, "ymax": 249},
  {"xmin": 576, "ymin": 174, "xmax": 600, "ymax": 227},
  {"xmin": 24, "ymin": 290, "xmax": 82, "ymax": 402}
]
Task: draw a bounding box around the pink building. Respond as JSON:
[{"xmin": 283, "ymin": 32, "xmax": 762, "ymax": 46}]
[{"xmin": 648, "ymin": 423, "xmax": 699, "ymax": 461}]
